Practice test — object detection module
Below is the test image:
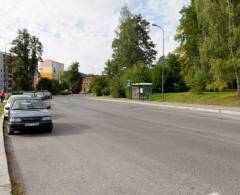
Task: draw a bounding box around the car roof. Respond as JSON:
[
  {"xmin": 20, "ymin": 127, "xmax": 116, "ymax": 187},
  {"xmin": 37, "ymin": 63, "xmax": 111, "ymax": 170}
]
[
  {"xmin": 8, "ymin": 95, "xmax": 31, "ymax": 101},
  {"xmin": 23, "ymin": 92, "xmax": 35, "ymax": 94},
  {"xmin": 11, "ymin": 97, "xmax": 43, "ymax": 105},
  {"xmin": 8, "ymin": 95, "xmax": 34, "ymax": 105},
  {"xmin": 14, "ymin": 97, "xmax": 42, "ymax": 100},
  {"xmin": 10, "ymin": 94, "xmax": 30, "ymax": 97}
]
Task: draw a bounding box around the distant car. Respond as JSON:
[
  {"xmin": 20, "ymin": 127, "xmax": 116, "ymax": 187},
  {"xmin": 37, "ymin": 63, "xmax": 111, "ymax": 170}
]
[
  {"xmin": 35, "ymin": 92, "xmax": 46, "ymax": 100},
  {"xmin": 4, "ymin": 95, "xmax": 31, "ymax": 119},
  {"xmin": 6, "ymin": 98, "xmax": 53, "ymax": 135},
  {"xmin": 44, "ymin": 91, "xmax": 52, "ymax": 99}
]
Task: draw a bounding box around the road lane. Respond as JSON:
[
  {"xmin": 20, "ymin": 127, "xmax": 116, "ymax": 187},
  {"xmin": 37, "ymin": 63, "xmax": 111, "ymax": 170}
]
[{"xmin": 7, "ymin": 96, "xmax": 240, "ymax": 195}]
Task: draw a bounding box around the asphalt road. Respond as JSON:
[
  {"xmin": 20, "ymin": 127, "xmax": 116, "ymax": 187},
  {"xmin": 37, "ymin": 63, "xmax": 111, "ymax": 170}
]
[{"xmin": 6, "ymin": 95, "xmax": 240, "ymax": 195}]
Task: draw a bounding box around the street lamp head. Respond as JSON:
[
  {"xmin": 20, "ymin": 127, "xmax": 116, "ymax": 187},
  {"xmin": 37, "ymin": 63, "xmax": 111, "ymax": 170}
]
[{"xmin": 152, "ymin": 23, "xmax": 158, "ymax": 27}]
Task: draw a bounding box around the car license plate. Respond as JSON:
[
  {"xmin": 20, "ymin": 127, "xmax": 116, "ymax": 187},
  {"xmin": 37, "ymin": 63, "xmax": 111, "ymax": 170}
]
[{"xmin": 25, "ymin": 123, "xmax": 39, "ymax": 127}]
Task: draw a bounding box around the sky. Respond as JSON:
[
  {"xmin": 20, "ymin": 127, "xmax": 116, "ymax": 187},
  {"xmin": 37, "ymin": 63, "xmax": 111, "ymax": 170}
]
[{"xmin": 0, "ymin": 0, "xmax": 189, "ymax": 74}]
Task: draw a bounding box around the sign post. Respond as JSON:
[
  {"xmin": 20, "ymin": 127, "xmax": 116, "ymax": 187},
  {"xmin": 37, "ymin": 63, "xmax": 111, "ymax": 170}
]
[{"xmin": 127, "ymin": 80, "xmax": 132, "ymax": 99}]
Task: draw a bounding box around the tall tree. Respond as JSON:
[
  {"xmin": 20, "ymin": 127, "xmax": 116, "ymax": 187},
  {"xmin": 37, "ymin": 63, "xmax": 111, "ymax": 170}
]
[
  {"xmin": 119, "ymin": 4, "xmax": 132, "ymax": 23},
  {"xmin": 60, "ymin": 62, "xmax": 82, "ymax": 93},
  {"xmin": 194, "ymin": 0, "xmax": 240, "ymax": 94},
  {"xmin": 104, "ymin": 5, "xmax": 156, "ymax": 78},
  {"xmin": 8, "ymin": 29, "xmax": 43, "ymax": 90},
  {"xmin": 175, "ymin": 0, "xmax": 203, "ymax": 92},
  {"xmin": 152, "ymin": 54, "xmax": 187, "ymax": 93}
]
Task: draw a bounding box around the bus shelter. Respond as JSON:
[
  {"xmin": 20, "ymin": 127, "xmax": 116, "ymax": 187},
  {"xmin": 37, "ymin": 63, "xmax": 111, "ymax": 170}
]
[{"xmin": 131, "ymin": 83, "xmax": 152, "ymax": 100}]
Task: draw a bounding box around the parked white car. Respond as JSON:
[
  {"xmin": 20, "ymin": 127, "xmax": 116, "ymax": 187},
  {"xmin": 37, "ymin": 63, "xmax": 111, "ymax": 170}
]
[{"xmin": 4, "ymin": 95, "xmax": 31, "ymax": 119}]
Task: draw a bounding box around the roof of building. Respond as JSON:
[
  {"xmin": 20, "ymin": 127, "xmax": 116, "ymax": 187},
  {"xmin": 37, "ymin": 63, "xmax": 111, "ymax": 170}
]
[{"xmin": 41, "ymin": 59, "xmax": 64, "ymax": 65}]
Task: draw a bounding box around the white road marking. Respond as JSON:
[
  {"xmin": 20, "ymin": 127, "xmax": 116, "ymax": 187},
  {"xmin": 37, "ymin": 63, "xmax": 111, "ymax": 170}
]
[{"xmin": 209, "ymin": 192, "xmax": 220, "ymax": 195}]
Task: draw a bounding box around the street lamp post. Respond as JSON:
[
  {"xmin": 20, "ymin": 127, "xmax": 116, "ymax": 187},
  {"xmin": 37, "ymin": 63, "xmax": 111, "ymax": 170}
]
[{"xmin": 152, "ymin": 24, "xmax": 165, "ymax": 101}]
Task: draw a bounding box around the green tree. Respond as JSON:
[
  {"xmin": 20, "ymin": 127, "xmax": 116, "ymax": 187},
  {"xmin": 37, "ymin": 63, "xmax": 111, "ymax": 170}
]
[
  {"xmin": 104, "ymin": 5, "xmax": 156, "ymax": 78},
  {"xmin": 110, "ymin": 76, "xmax": 126, "ymax": 98},
  {"xmin": 60, "ymin": 62, "xmax": 82, "ymax": 93},
  {"xmin": 8, "ymin": 29, "xmax": 43, "ymax": 90},
  {"xmin": 175, "ymin": 1, "xmax": 203, "ymax": 92},
  {"xmin": 37, "ymin": 78, "xmax": 52, "ymax": 92},
  {"xmin": 90, "ymin": 76, "xmax": 109, "ymax": 96},
  {"xmin": 37, "ymin": 78, "xmax": 62, "ymax": 95},
  {"xmin": 194, "ymin": 0, "xmax": 240, "ymax": 94},
  {"xmin": 152, "ymin": 54, "xmax": 187, "ymax": 93},
  {"xmin": 51, "ymin": 80, "xmax": 61, "ymax": 95},
  {"xmin": 124, "ymin": 63, "xmax": 151, "ymax": 83},
  {"xmin": 60, "ymin": 71, "xmax": 71, "ymax": 87}
]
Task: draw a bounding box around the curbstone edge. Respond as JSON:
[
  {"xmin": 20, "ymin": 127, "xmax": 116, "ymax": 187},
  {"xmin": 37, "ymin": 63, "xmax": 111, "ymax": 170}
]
[{"xmin": 0, "ymin": 117, "xmax": 11, "ymax": 195}]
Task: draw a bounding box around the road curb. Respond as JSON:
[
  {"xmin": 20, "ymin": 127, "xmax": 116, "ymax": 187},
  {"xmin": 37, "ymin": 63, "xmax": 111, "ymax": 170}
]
[
  {"xmin": 0, "ymin": 117, "xmax": 11, "ymax": 195},
  {"xmin": 87, "ymin": 97, "xmax": 240, "ymax": 117}
]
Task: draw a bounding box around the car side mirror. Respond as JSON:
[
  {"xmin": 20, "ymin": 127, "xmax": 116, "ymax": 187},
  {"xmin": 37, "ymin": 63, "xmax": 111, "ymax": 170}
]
[
  {"xmin": 47, "ymin": 105, "xmax": 51, "ymax": 109},
  {"xmin": 5, "ymin": 107, "xmax": 10, "ymax": 110}
]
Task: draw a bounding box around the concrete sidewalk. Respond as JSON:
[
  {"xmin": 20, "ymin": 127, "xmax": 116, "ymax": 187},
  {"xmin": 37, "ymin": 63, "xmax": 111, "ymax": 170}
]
[
  {"xmin": 0, "ymin": 117, "xmax": 11, "ymax": 195},
  {"xmin": 86, "ymin": 96, "xmax": 240, "ymax": 117}
]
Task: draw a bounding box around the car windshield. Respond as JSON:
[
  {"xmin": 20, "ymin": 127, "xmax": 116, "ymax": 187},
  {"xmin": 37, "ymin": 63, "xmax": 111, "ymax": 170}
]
[
  {"xmin": 11, "ymin": 99, "xmax": 47, "ymax": 110},
  {"xmin": 8, "ymin": 95, "xmax": 30, "ymax": 105}
]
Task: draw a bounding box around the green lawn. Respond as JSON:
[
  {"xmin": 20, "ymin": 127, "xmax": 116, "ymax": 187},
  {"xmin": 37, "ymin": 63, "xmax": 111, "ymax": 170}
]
[
  {"xmin": 0, "ymin": 105, "xmax": 3, "ymax": 115},
  {"xmin": 152, "ymin": 92, "xmax": 240, "ymax": 107}
]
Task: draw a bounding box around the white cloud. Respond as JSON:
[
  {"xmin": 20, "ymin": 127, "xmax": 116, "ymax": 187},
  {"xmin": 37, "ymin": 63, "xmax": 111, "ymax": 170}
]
[{"xmin": 0, "ymin": 0, "xmax": 189, "ymax": 74}]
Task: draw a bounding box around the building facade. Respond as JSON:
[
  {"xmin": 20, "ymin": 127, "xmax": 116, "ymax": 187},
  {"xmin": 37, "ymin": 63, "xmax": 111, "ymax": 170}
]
[
  {"xmin": 0, "ymin": 52, "xmax": 5, "ymax": 90},
  {"xmin": 0, "ymin": 51, "xmax": 12, "ymax": 91},
  {"xmin": 81, "ymin": 75, "xmax": 96, "ymax": 94},
  {"xmin": 39, "ymin": 60, "xmax": 64, "ymax": 80}
]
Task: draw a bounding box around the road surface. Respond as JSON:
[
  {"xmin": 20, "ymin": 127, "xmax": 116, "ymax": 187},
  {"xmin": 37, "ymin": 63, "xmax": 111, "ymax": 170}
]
[{"xmin": 6, "ymin": 96, "xmax": 240, "ymax": 195}]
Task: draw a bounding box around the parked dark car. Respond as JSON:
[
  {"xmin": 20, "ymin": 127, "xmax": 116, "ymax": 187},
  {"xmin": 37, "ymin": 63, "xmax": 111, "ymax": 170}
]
[
  {"xmin": 4, "ymin": 95, "xmax": 31, "ymax": 119},
  {"xmin": 6, "ymin": 98, "xmax": 53, "ymax": 135}
]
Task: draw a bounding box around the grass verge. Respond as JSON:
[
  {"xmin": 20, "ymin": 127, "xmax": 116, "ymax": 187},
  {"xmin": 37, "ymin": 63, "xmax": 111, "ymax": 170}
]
[
  {"xmin": 0, "ymin": 105, "xmax": 3, "ymax": 115},
  {"xmin": 152, "ymin": 92, "xmax": 240, "ymax": 107}
]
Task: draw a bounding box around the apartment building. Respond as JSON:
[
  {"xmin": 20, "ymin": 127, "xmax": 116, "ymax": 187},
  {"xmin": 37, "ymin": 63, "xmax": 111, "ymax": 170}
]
[
  {"xmin": 0, "ymin": 52, "xmax": 5, "ymax": 90},
  {"xmin": 39, "ymin": 60, "xmax": 64, "ymax": 80},
  {"xmin": 0, "ymin": 51, "xmax": 12, "ymax": 90},
  {"xmin": 81, "ymin": 75, "xmax": 97, "ymax": 94}
]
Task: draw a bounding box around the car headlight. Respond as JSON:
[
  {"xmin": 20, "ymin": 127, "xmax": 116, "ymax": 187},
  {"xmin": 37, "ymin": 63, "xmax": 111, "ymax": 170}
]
[
  {"xmin": 10, "ymin": 117, "xmax": 22, "ymax": 122},
  {"xmin": 42, "ymin": 116, "xmax": 51, "ymax": 121}
]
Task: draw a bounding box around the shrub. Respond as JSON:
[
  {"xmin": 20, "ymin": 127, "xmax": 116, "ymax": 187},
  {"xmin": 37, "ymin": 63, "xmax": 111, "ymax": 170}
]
[
  {"xmin": 91, "ymin": 76, "xmax": 109, "ymax": 96},
  {"xmin": 37, "ymin": 78, "xmax": 53, "ymax": 92},
  {"xmin": 110, "ymin": 76, "xmax": 126, "ymax": 98}
]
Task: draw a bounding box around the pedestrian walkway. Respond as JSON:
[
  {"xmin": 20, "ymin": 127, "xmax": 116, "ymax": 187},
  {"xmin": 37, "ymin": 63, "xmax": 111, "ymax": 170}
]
[{"xmin": 0, "ymin": 117, "xmax": 11, "ymax": 195}]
